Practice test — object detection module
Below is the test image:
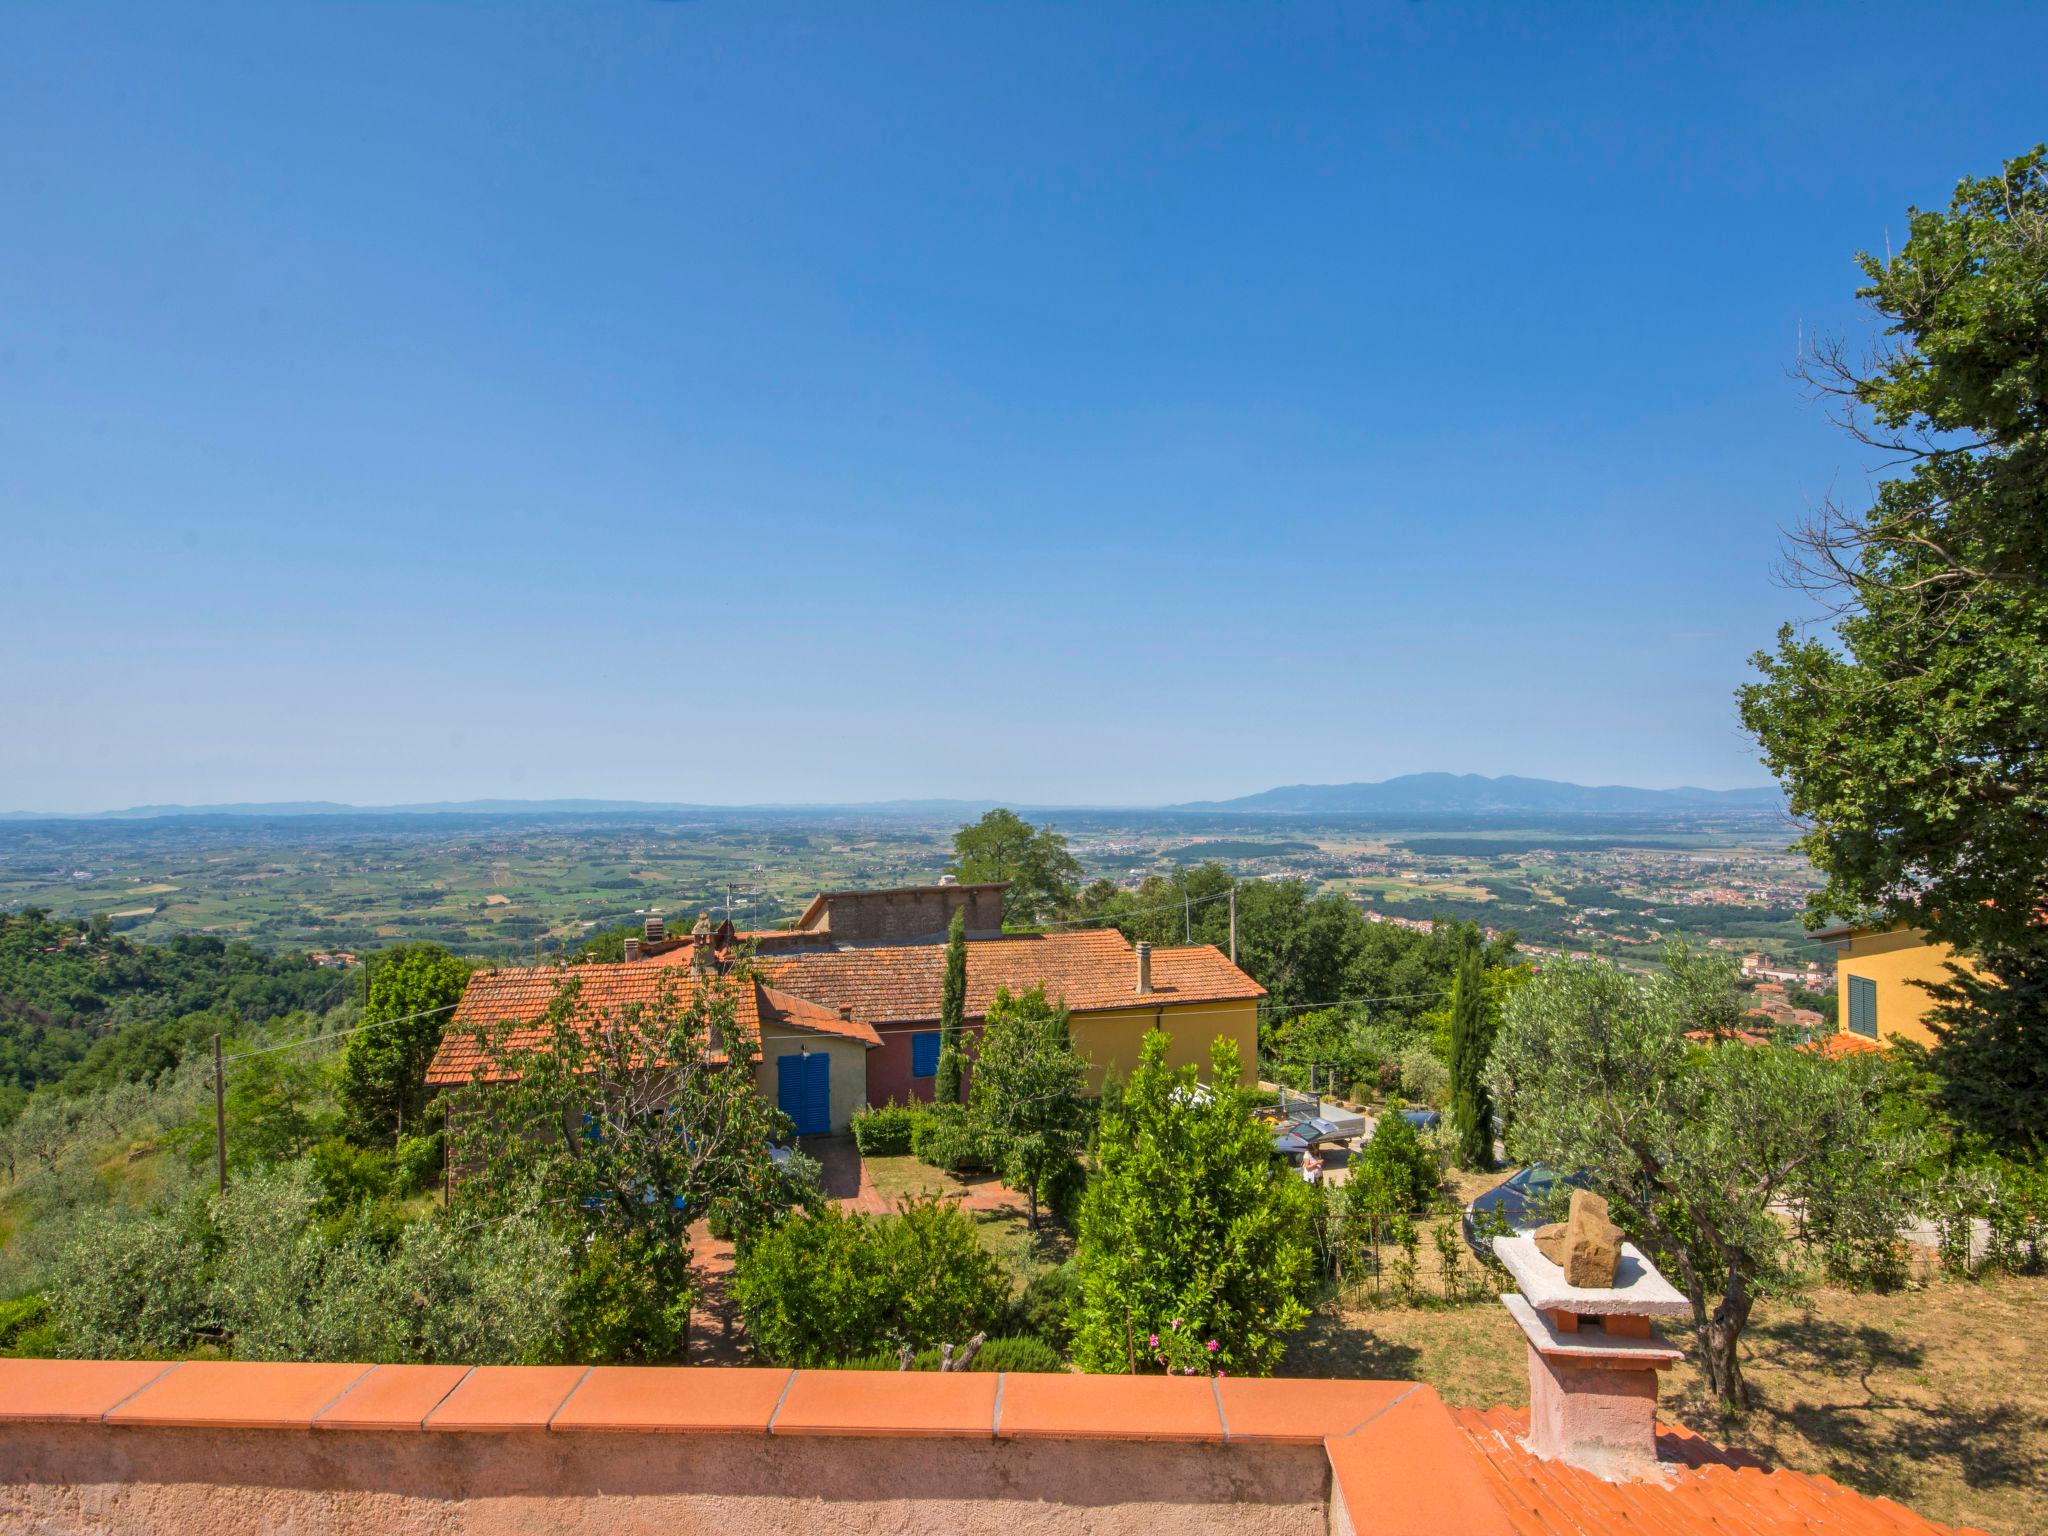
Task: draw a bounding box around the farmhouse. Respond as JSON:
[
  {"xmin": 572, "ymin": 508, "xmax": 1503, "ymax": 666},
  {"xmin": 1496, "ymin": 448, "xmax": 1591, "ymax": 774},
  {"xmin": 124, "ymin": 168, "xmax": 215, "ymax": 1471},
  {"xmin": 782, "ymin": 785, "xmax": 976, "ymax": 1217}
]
[{"xmin": 426, "ymin": 880, "xmax": 1263, "ymax": 1134}]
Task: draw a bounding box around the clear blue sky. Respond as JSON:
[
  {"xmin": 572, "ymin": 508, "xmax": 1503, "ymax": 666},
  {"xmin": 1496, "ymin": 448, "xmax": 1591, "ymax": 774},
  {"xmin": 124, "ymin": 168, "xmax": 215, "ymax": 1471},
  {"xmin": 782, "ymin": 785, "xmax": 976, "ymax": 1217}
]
[{"xmin": 3, "ymin": 3, "xmax": 2041, "ymax": 811}]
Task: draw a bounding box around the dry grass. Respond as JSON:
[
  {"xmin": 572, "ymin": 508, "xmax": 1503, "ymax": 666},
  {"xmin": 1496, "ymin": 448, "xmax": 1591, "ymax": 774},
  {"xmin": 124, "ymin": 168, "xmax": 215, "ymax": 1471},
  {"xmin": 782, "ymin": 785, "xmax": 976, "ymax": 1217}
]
[{"xmin": 1287, "ymin": 1268, "xmax": 2048, "ymax": 1536}]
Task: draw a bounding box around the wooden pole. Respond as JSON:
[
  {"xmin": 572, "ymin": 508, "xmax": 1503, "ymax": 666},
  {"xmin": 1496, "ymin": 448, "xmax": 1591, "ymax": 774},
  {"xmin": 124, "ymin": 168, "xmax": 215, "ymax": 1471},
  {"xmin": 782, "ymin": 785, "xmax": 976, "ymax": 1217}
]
[
  {"xmin": 212, "ymin": 1033, "xmax": 227, "ymax": 1195},
  {"xmin": 1229, "ymin": 886, "xmax": 1237, "ymax": 965}
]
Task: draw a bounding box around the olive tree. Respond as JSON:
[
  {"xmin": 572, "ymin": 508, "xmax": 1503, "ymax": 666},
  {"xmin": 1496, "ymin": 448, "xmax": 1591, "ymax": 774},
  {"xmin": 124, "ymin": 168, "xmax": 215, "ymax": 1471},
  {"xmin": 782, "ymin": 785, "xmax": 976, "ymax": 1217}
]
[{"xmin": 1485, "ymin": 950, "xmax": 1920, "ymax": 1413}]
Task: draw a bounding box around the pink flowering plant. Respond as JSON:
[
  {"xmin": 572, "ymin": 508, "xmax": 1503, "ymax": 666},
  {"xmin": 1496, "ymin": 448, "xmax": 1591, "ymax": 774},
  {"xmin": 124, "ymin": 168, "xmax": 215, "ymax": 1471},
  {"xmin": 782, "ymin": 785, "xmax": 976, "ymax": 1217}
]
[{"xmin": 1149, "ymin": 1316, "xmax": 1228, "ymax": 1376}]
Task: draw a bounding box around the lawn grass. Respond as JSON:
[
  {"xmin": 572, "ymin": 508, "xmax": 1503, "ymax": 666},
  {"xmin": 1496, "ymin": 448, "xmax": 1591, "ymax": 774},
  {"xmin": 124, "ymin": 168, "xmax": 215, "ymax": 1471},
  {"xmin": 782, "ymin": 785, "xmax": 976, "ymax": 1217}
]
[{"xmin": 1288, "ymin": 1268, "xmax": 2048, "ymax": 1536}]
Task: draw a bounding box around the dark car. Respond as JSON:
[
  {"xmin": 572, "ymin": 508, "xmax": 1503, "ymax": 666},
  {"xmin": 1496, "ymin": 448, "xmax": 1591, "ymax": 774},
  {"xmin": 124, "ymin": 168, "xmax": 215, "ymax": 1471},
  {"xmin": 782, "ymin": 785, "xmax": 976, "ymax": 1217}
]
[
  {"xmin": 1397, "ymin": 1107, "xmax": 1441, "ymax": 1133},
  {"xmin": 1460, "ymin": 1165, "xmax": 1589, "ymax": 1260}
]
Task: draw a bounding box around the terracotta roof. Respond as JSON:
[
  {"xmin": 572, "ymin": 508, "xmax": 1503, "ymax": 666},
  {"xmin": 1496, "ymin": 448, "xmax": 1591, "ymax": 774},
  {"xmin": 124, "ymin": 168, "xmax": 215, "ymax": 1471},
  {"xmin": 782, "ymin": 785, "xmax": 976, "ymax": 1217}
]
[
  {"xmin": 759, "ymin": 931, "xmax": 1264, "ymax": 1025},
  {"xmin": 426, "ymin": 959, "xmax": 874, "ymax": 1086},
  {"xmin": 1451, "ymin": 1406, "xmax": 1988, "ymax": 1536}
]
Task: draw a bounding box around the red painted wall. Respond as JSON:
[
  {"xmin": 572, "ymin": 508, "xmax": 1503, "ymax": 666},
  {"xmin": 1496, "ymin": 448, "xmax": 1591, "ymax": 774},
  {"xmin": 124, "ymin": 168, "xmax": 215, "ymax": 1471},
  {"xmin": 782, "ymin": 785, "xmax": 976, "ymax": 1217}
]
[{"xmin": 866, "ymin": 1024, "xmax": 980, "ymax": 1107}]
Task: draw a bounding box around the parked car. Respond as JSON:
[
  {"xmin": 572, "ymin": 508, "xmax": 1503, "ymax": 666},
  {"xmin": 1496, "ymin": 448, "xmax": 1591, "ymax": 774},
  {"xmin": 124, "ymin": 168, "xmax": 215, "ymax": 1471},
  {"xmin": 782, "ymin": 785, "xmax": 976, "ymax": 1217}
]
[
  {"xmin": 1268, "ymin": 1114, "xmax": 1351, "ymax": 1160},
  {"xmin": 1397, "ymin": 1107, "xmax": 1441, "ymax": 1133},
  {"xmin": 1460, "ymin": 1164, "xmax": 1589, "ymax": 1260}
]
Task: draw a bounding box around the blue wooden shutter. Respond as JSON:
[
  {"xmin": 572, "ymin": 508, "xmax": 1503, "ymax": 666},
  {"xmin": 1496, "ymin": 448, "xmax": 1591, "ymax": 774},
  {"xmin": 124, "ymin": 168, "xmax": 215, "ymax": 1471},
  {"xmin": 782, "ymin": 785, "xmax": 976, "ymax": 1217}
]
[
  {"xmin": 1848, "ymin": 975, "xmax": 1878, "ymax": 1038},
  {"xmin": 911, "ymin": 1031, "xmax": 941, "ymax": 1078}
]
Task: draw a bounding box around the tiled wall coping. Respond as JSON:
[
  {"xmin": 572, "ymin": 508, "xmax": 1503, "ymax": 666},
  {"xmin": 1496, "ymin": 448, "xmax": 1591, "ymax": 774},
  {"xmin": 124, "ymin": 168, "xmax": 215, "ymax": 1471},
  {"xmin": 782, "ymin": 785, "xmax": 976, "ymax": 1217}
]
[{"xmin": 0, "ymin": 1359, "xmax": 1500, "ymax": 1536}]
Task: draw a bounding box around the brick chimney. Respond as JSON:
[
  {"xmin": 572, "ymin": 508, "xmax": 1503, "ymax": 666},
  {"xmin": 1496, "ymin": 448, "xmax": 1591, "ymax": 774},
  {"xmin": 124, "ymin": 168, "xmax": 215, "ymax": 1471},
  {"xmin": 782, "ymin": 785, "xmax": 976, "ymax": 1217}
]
[
  {"xmin": 644, "ymin": 915, "xmax": 665, "ymax": 944},
  {"xmin": 1493, "ymin": 1229, "xmax": 1688, "ymax": 1478},
  {"xmin": 1135, "ymin": 941, "xmax": 1152, "ymax": 994},
  {"xmin": 622, "ymin": 937, "xmax": 641, "ymax": 962}
]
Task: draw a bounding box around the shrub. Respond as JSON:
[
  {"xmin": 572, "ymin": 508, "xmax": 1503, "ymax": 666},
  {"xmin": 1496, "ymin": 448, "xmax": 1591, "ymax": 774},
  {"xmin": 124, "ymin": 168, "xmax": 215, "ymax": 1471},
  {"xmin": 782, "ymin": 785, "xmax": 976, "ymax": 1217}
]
[
  {"xmin": 1071, "ymin": 1033, "xmax": 1316, "ymax": 1377},
  {"xmin": 732, "ymin": 1196, "xmax": 1005, "ymax": 1366},
  {"xmin": 47, "ymin": 1202, "xmax": 214, "ymax": 1358},
  {"xmin": 1398, "ymin": 1046, "xmax": 1449, "ymax": 1108},
  {"xmin": 844, "ymin": 1334, "xmax": 1065, "ymax": 1373},
  {"xmin": 1356, "ymin": 1107, "xmax": 1440, "ymax": 1214},
  {"xmin": 1009, "ymin": 1260, "xmax": 1079, "ymax": 1349},
  {"xmin": 392, "ymin": 1133, "xmax": 444, "ymax": 1197},
  {"xmin": 0, "ymin": 1294, "xmax": 58, "ymax": 1358},
  {"xmin": 910, "ymin": 1102, "xmax": 993, "ymax": 1173},
  {"xmin": 851, "ymin": 1101, "xmax": 921, "ymax": 1157}
]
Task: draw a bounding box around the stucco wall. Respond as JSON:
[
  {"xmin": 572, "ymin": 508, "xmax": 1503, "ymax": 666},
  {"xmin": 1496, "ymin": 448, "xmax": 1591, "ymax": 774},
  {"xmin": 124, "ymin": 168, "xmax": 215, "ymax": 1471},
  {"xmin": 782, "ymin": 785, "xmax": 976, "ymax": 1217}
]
[
  {"xmin": 1835, "ymin": 928, "xmax": 1976, "ymax": 1049},
  {"xmin": 0, "ymin": 1424, "xmax": 1329, "ymax": 1536},
  {"xmin": 867, "ymin": 1024, "xmax": 980, "ymax": 1106},
  {"xmin": 755, "ymin": 1034, "xmax": 869, "ymax": 1133},
  {"xmin": 1069, "ymin": 1000, "xmax": 1259, "ymax": 1093}
]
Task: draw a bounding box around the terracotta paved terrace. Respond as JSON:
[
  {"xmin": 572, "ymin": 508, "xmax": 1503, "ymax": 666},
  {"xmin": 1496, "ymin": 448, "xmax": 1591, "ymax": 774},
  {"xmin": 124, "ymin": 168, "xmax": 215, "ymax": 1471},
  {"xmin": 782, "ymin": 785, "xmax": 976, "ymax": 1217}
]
[{"xmin": 0, "ymin": 1359, "xmax": 1986, "ymax": 1535}]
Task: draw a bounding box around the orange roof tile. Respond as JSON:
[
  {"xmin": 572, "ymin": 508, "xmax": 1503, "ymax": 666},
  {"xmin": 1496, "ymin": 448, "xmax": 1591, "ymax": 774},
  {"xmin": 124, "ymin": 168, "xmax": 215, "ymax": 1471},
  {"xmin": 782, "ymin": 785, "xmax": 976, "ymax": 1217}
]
[
  {"xmin": 1217, "ymin": 1376, "xmax": 1408, "ymax": 1444},
  {"xmin": 760, "ymin": 931, "xmax": 1263, "ymax": 1026},
  {"xmin": 427, "ymin": 962, "xmax": 877, "ymax": 1086},
  {"xmin": 1450, "ymin": 1406, "xmax": 1990, "ymax": 1536}
]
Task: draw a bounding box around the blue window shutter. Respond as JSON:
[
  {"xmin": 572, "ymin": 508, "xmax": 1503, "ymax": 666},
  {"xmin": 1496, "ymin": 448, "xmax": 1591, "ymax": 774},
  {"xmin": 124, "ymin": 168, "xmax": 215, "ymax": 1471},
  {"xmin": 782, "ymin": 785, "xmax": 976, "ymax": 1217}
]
[
  {"xmin": 1848, "ymin": 975, "xmax": 1878, "ymax": 1038},
  {"xmin": 911, "ymin": 1031, "xmax": 941, "ymax": 1078}
]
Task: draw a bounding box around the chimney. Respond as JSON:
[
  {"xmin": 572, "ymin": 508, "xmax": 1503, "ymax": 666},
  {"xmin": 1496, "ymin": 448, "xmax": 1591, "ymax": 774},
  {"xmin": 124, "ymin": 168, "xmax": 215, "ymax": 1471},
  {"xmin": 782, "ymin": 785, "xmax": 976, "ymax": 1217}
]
[
  {"xmin": 643, "ymin": 915, "xmax": 666, "ymax": 944},
  {"xmin": 1135, "ymin": 941, "xmax": 1152, "ymax": 994},
  {"xmin": 838, "ymin": 1003, "xmax": 854, "ymax": 1021},
  {"xmin": 622, "ymin": 937, "xmax": 641, "ymax": 962},
  {"xmin": 1493, "ymin": 1198, "xmax": 1688, "ymax": 1479}
]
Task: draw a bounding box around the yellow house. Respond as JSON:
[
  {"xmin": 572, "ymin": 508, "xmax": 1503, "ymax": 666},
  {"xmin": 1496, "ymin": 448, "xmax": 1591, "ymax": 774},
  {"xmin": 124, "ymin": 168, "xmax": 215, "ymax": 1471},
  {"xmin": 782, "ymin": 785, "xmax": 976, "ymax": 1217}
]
[{"xmin": 1815, "ymin": 923, "xmax": 1976, "ymax": 1049}]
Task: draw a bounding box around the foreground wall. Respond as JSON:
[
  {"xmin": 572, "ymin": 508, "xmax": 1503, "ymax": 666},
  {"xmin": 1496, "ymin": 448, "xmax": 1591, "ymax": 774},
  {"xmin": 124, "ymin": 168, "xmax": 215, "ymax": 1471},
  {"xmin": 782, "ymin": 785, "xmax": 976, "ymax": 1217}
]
[{"xmin": 0, "ymin": 1361, "xmax": 1409, "ymax": 1536}]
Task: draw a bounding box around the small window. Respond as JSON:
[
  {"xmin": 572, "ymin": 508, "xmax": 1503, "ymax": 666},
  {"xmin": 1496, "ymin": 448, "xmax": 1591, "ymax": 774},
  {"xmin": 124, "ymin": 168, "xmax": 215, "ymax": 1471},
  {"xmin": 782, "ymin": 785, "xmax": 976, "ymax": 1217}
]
[
  {"xmin": 910, "ymin": 1031, "xmax": 941, "ymax": 1078},
  {"xmin": 1847, "ymin": 975, "xmax": 1878, "ymax": 1039}
]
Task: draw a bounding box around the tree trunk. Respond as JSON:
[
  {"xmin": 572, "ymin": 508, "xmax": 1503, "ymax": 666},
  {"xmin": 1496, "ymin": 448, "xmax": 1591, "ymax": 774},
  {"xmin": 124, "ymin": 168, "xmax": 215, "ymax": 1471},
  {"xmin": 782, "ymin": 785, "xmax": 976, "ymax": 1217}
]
[
  {"xmin": 1698, "ymin": 1269, "xmax": 1756, "ymax": 1415},
  {"xmin": 1026, "ymin": 1177, "xmax": 1040, "ymax": 1230}
]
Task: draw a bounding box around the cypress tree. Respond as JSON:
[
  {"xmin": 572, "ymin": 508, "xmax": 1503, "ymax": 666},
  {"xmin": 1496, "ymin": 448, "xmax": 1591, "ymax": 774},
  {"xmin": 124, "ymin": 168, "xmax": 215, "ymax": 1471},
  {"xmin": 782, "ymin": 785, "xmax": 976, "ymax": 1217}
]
[
  {"xmin": 1448, "ymin": 945, "xmax": 1495, "ymax": 1170},
  {"xmin": 934, "ymin": 907, "xmax": 968, "ymax": 1105}
]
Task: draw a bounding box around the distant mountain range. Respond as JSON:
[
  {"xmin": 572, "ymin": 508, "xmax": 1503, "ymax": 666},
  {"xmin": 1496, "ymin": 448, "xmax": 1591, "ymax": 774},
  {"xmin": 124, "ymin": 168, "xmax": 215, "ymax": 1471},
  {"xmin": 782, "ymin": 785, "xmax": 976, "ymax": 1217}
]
[
  {"xmin": 0, "ymin": 774, "xmax": 1783, "ymax": 822},
  {"xmin": 1171, "ymin": 773, "xmax": 1783, "ymax": 814}
]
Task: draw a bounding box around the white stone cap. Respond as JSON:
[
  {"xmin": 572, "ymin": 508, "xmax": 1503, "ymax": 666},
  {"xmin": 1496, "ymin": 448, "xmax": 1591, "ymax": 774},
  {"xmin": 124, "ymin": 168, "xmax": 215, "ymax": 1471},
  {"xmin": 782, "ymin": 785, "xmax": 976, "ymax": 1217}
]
[
  {"xmin": 1492, "ymin": 1235, "xmax": 1691, "ymax": 1318},
  {"xmin": 1503, "ymin": 1293, "xmax": 1684, "ymax": 1367}
]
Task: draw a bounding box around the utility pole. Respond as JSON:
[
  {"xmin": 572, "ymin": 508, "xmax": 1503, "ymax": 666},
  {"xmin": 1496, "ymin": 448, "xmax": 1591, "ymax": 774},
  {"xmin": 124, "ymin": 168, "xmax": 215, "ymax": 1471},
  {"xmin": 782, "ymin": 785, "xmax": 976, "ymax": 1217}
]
[
  {"xmin": 1184, "ymin": 890, "xmax": 1191, "ymax": 944},
  {"xmin": 1229, "ymin": 886, "xmax": 1238, "ymax": 965},
  {"xmin": 212, "ymin": 1033, "xmax": 227, "ymax": 1195}
]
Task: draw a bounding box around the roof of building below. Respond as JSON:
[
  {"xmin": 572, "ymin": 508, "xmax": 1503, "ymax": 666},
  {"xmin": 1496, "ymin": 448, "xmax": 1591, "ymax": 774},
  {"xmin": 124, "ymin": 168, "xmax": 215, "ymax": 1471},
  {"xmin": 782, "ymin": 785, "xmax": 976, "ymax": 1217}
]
[{"xmin": 1452, "ymin": 1406, "xmax": 1986, "ymax": 1536}]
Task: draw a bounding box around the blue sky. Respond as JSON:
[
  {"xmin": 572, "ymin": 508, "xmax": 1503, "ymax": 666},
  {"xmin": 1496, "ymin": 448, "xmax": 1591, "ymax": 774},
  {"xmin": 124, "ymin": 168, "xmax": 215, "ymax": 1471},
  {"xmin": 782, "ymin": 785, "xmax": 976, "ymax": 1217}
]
[{"xmin": 2, "ymin": 3, "xmax": 2041, "ymax": 811}]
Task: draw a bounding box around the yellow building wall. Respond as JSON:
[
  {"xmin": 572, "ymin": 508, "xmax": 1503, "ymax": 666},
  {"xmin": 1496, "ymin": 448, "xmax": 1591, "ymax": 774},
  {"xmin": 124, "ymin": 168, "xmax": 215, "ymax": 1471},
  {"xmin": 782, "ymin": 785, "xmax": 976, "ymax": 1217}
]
[
  {"xmin": 1067, "ymin": 999, "xmax": 1260, "ymax": 1094},
  {"xmin": 755, "ymin": 1033, "xmax": 870, "ymax": 1133},
  {"xmin": 1835, "ymin": 928, "xmax": 1976, "ymax": 1049}
]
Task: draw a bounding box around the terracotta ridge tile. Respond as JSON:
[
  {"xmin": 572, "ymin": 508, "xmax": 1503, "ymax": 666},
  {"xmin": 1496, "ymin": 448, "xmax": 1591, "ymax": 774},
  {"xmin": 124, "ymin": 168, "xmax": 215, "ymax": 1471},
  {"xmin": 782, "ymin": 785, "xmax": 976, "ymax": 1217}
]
[
  {"xmin": 547, "ymin": 1367, "xmax": 594, "ymax": 1428},
  {"xmin": 766, "ymin": 1367, "xmax": 797, "ymax": 1432},
  {"xmin": 315, "ymin": 1365, "xmax": 475, "ymax": 1431},
  {"xmin": 98, "ymin": 1362, "xmax": 185, "ymax": 1422},
  {"xmin": 309, "ymin": 1365, "xmax": 379, "ymax": 1425},
  {"xmin": 1320, "ymin": 1379, "xmax": 1422, "ymax": 1445}
]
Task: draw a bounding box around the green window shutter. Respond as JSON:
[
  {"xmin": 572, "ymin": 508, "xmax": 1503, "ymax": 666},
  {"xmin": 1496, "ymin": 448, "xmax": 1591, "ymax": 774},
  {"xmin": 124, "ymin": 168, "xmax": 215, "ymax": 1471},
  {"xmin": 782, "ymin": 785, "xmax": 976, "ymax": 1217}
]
[{"xmin": 1848, "ymin": 975, "xmax": 1879, "ymax": 1038}]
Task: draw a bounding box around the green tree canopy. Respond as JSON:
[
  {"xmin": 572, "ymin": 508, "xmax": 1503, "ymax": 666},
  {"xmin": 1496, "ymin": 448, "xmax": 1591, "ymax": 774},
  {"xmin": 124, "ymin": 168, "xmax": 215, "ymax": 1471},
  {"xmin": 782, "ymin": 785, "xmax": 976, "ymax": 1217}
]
[
  {"xmin": 449, "ymin": 963, "xmax": 803, "ymax": 1361},
  {"xmin": 1486, "ymin": 948, "xmax": 1921, "ymax": 1413},
  {"xmin": 338, "ymin": 944, "xmax": 471, "ymax": 1145},
  {"xmin": 1071, "ymin": 1032, "xmax": 1316, "ymax": 1376},
  {"xmin": 946, "ymin": 809, "xmax": 1083, "ymax": 926},
  {"xmin": 968, "ymin": 983, "xmax": 1089, "ymax": 1228},
  {"xmin": 1739, "ymin": 147, "xmax": 2048, "ymax": 958}
]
